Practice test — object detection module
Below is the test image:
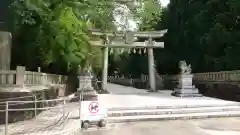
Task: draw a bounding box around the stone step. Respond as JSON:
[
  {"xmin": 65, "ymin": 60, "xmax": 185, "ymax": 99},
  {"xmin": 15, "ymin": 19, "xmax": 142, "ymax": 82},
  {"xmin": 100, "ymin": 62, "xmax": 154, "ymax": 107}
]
[
  {"xmin": 107, "ymin": 102, "xmax": 240, "ymax": 111},
  {"xmin": 108, "ymin": 106, "xmax": 240, "ymax": 117},
  {"xmin": 172, "ymin": 92, "xmax": 202, "ymax": 97},
  {"xmin": 108, "ymin": 111, "xmax": 240, "ymax": 123}
]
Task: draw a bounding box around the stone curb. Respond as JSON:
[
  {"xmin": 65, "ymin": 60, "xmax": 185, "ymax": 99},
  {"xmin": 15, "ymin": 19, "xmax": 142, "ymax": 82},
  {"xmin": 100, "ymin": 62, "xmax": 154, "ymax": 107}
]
[
  {"xmin": 107, "ymin": 102, "xmax": 240, "ymax": 111},
  {"xmin": 108, "ymin": 106, "xmax": 240, "ymax": 117},
  {"xmin": 108, "ymin": 111, "xmax": 240, "ymax": 123}
]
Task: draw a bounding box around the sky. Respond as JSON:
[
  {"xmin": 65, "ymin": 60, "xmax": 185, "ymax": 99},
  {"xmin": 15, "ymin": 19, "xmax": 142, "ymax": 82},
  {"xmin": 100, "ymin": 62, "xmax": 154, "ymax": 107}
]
[
  {"xmin": 116, "ymin": 0, "xmax": 170, "ymax": 31},
  {"xmin": 160, "ymin": 0, "xmax": 169, "ymax": 7}
]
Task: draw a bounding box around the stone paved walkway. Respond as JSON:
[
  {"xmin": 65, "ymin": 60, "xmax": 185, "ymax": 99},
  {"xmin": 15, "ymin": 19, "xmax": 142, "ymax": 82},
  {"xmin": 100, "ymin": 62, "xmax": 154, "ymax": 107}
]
[
  {"xmin": 1, "ymin": 83, "xmax": 240, "ymax": 135},
  {"xmin": 78, "ymin": 118, "xmax": 240, "ymax": 135},
  {"xmin": 99, "ymin": 83, "xmax": 239, "ymax": 109},
  {"xmin": 0, "ymin": 102, "xmax": 80, "ymax": 135}
]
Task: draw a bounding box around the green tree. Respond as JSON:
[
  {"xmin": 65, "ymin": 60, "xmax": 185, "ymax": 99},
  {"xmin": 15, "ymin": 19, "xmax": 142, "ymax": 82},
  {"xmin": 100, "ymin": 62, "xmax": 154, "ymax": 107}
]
[
  {"xmin": 11, "ymin": 0, "xmax": 163, "ymax": 74},
  {"xmin": 156, "ymin": 0, "xmax": 240, "ymax": 73}
]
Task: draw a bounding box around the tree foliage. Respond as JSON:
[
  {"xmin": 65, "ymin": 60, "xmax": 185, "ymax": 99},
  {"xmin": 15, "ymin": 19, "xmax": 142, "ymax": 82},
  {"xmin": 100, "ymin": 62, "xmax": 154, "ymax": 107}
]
[
  {"xmin": 11, "ymin": 0, "xmax": 163, "ymax": 74},
  {"xmin": 109, "ymin": 0, "xmax": 240, "ymax": 76},
  {"xmin": 163, "ymin": 0, "xmax": 240, "ymax": 73}
]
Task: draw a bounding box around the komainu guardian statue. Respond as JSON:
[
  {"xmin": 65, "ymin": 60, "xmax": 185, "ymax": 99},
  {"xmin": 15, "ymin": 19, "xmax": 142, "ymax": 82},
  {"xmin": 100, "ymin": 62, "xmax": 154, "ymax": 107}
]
[{"xmin": 179, "ymin": 60, "xmax": 191, "ymax": 75}]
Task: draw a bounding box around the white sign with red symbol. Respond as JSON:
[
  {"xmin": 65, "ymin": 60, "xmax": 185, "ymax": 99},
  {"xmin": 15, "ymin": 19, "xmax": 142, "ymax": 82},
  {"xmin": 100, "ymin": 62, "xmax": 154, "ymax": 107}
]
[
  {"xmin": 88, "ymin": 102, "xmax": 100, "ymax": 113},
  {"xmin": 81, "ymin": 101, "xmax": 107, "ymax": 121}
]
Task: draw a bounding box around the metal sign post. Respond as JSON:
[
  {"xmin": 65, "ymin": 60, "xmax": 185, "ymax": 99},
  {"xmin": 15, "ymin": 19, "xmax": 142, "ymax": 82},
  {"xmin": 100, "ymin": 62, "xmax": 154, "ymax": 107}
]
[
  {"xmin": 79, "ymin": 90, "xmax": 83, "ymax": 128},
  {"xmin": 5, "ymin": 101, "xmax": 8, "ymax": 135}
]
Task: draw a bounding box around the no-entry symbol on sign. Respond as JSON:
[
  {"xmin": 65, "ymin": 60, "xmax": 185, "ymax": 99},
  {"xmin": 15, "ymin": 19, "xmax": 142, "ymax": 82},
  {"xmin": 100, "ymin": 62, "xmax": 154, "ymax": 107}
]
[{"xmin": 88, "ymin": 102, "xmax": 99, "ymax": 113}]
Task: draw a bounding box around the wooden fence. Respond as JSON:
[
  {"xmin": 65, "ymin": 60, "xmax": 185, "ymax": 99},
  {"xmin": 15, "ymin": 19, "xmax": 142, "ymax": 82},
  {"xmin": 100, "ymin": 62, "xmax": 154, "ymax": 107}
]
[{"xmin": 0, "ymin": 66, "xmax": 67, "ymax": 86}]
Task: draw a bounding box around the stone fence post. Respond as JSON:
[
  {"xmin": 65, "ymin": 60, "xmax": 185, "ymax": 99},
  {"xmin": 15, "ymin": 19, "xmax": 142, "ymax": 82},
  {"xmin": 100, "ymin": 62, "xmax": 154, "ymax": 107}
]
[
  {"xmin": 37, "ymin": 67, "xmax": 41, "ymax": 72},
  {"xmin": 0, "ymin": 32, "xmax": 12, "ymax": 70},
  {"xmin": 16, "ymin": 66, "xmax": 25, "ymax": 87}
]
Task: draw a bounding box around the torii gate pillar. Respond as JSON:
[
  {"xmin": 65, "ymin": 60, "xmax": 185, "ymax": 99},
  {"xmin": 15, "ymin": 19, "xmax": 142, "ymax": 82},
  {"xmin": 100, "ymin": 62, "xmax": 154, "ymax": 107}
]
[
  {"xmin": 147, "ymin": 47, "xmax": 156, "ymax": 91},
  {"xmin": 101, "ymin": 47, "xmax": 109, "ymax": 90}
]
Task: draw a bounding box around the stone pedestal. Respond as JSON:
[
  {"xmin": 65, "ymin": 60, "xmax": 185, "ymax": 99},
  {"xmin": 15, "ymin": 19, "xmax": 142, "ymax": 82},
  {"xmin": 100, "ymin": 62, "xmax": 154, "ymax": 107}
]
[
  {"xmin": 172, "ymin": 74, "xmax": 202, "ymax": 97},
  {"xmin": 77, "ymin": 75, "xmax": 94, "ymax": 91},
  {"xmin": 76, "ymin": 75, "xmax": 97, "ymax": 101}
]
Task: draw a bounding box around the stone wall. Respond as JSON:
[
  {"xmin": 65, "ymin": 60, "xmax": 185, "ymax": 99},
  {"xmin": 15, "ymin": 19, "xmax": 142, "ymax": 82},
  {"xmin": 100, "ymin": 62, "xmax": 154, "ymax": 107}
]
[
  {"xmin": 163, "ymin": 78, "xmax": 240, "ymax": 101},
  {"xmin": 0, "ymin": 85, "xmax": 66, "ymax": 124},
  {"xmin": 194, "ymin": 83, "xmax": 240, "ymax": 101}
]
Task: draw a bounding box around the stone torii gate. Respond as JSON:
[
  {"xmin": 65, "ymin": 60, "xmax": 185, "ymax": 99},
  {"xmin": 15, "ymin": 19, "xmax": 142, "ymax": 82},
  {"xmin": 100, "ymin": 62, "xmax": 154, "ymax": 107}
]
[{"xmin": 89, "ymin": 29, "xmax": 167, "ymax": 91}]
